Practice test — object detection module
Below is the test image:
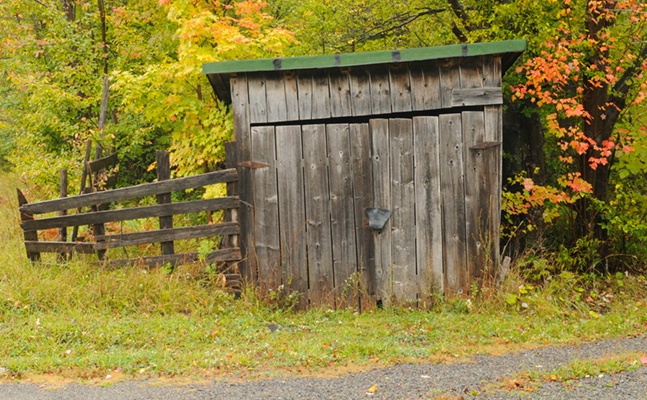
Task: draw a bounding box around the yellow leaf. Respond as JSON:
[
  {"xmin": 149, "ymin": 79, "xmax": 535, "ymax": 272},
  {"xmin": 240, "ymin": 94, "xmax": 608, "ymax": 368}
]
[{"xmin": 367, "ymin": 385, "xmax": 377, "ymax": 393}]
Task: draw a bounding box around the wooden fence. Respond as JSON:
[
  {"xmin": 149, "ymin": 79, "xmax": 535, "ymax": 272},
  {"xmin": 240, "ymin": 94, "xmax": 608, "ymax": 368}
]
[{"xmin": 18, "ymin": 160, "xmax": 242, "ymax": 282}]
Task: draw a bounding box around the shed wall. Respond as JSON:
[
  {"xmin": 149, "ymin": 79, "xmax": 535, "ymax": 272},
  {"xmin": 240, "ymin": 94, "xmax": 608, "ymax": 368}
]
[{"xmin": 229, "ymin": 55, "xmax": 503, "ymax": 307}]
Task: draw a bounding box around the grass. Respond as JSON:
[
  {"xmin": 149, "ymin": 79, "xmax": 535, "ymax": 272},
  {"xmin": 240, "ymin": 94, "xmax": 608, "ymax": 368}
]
[
  {"xmin": 2, "ymin": 172, "xmax": 647, "ymax": 383},
  {"xmin": 488, "ymin": 352, "xmax": 646, "ymax": 396}
]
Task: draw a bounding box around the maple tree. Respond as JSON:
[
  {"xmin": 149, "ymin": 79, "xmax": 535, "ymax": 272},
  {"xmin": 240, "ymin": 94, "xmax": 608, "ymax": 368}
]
[{"xmin": 507, "ymin": 0, "xmax": 647, "ymax": 260}]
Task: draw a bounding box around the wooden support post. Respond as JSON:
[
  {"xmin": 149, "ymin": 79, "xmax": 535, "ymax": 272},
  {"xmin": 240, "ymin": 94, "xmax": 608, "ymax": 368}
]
[
  {"xmin": 156, "ymin": 150, "xmax": 175, "ymax": 258},
  {"xmin": 93, "ymin": 145, "xmax": 108, "ymax": 261},
  {"xmin": 58, "ymin": 169, "xmax": 68, "ymax": 261},
  {"xmin": 72, "ymin": 139, "xmax": 93, "ymax": 242},
  {"xmin": 17, "ymin": 189, "xmax": 41, "ymax": 262}
]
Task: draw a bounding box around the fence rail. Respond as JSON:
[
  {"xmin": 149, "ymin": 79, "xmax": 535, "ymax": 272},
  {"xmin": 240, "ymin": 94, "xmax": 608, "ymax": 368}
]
[{"xmin": 18, "ymin": 158, "xmax": 242, "ymax": 285}]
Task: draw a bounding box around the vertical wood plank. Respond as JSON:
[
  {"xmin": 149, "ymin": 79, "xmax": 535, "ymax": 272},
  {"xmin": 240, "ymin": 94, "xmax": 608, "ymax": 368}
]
[
  {"xmin": 311, "ymin": 70, "xmax": 331, "ymax": 119},
  {"xmin": 284, "ymin": 71, "xmax": 300, "ymax": 121},
  {"xmin": 265, "ymin": 73, "xmax": 288, "ymax": 122},
  {"xmin": 459, "ymin": 57, "xmax": 484, "ymax": 89},
  {"xmin": 389, "ymin": 65, "xmax": 412, "ymax": 113},
  {"xmin": 438, "ymin": 113, "xmax": 468, "ymax": 296},
  {"xmin": 462, "ymin": 112, "xmax": 486, "ymax": 285},
  {"xmin": 369, "ymin": 118, "xmax": 392, "ymax": 304},
  {"xmin": 251, "ymin": 126, "xmax": 281, "ymax": 290},
  {"xmin": 410, "ymin": 62, "xmax": 441, "ymax": 111},
  {"xmin": 231, "ymin": 74, "xmax": 255, "ymax": 281},
  {"xmin": 296, "ymin": 71, "xmax": 313, "ymax": 120},
  {"xmin": 248, "ymin": 74, "xmax": 267, "ymax": 124},
  {"xmin": 327, "ymin": 124, "xmax": 358, "ymax": 308},
  {"xmin": 303, "ymin": 124, "xmax": 335, "ymax": 308},
  {"xmin": 275, "ymin": 125, "xmax": 308, "ymax": 308},
  {"xmin": 483, "ymin": 55, "xmax": 503, "ymax": 279},
  {"xmin": 349, "ymin": 123, "xmax": 376, "ymax": 310},
  {"xmin": 369, "ymin": 66, "xmax": 392, "ymax": 115},
  {"xmin": 413, "ymin": 116, "xmax": 444, "ymax": 302},
  {"xmin": 17, "ymin": 189, "xmax": 41, "ymax": 262},
  {"xmin": 439, "ymin": 59, "xmax": 461, "ymax": 109},
  {"xmin": 349, "ymin": 67, "xmax": 371, "ymax": 116},
  {"xmin": 156, "ymin": 150, "xmax": 174, "ymax": 258},
  {"xmin": 329, "ymin": 69, "xmax": 352, "ymax": 118},
  {"xmin": 388, "ymin": 119, "xmax": 416, "ymax": 304}
]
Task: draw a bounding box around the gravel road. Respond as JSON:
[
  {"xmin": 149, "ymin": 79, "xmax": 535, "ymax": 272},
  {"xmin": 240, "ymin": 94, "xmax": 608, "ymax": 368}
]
[{"xmin": 1, "ymin": 335, "xmax": 646, "ymax": 400}]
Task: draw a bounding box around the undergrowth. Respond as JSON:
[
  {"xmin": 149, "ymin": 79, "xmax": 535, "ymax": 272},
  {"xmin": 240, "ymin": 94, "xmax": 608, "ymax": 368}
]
[{"xmin": 2, "ymin": 173, "xmax": 647, "ymax": 382}]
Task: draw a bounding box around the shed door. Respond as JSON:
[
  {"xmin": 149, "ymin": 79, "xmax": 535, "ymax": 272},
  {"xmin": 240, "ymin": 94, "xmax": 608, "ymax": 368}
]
[{"xmin": 248, "ymin": 112, "xmax": 498, "ymax": 307}]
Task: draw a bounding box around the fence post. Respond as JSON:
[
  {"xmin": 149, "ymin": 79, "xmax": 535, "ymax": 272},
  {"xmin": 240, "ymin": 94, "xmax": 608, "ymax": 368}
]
[
  {"xmin": 58, "ymin": 169, "xmax": 68, "ymax": 261},
  {"xmin": 93, "ymin": 144, "xmax": 108, "ymax": 261},
  {"xmin": 17, "ymin": 189, "xmax": 41, "ymax": 262},
  {"xmin": 156, "ymin": 150, "xmax": 174, "ymax": 258}
]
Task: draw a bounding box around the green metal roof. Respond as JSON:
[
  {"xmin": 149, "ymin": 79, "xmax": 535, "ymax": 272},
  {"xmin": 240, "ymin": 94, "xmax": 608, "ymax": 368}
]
[{"xmin": 202, "ymin": 40, "xmax": 527, "ymax": 75}]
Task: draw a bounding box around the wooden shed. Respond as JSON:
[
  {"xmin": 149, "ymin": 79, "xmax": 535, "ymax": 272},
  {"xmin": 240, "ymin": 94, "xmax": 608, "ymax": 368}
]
[{"xmin": 203, "ymin": 40, "xmax": 526, "ymax": 308}]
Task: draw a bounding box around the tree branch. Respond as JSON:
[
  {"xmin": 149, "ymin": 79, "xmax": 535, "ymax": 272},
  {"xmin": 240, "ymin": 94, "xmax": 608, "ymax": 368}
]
[{"xmin": 606, "ymin": 43, "xmax": 647, "ymax": 128}]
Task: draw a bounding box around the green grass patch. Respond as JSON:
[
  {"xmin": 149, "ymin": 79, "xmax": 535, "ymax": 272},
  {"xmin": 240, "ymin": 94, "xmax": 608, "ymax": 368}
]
[{"xmin": 2, "ymin": 173, "xmax": 647, "ymax": 382}]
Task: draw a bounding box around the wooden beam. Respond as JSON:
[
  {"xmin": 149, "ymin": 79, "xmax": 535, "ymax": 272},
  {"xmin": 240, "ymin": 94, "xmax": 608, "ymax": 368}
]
[
  {"xmin": 94, "ymin": 222, "xmax": 239, "ymax": 250},
  {"xmin": 21, "ymin": 197, "xmax": 240, "ymax": 232},
  {"xmin": 97, "ymin": 247, "xmax": 241, "ymax": 268},
  {"xmin": 451, "ymin": 87, "xmax": 502, "ymax": 107},
  {"xmin": 24, "ymin": 241, "xmax": 95, "ymax": 254},
  {"xmin": 20, "ymin": 169, "xmax": 238, "ymax": 215}
]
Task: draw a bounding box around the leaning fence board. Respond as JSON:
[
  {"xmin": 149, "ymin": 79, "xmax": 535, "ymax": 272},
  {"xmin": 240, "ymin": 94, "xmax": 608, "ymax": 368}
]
[
  {"xmin": 88, "ymin": 152, "xmax": 117, "ymax": 172},
  {"xmin": 302, "ymin": 124, "xmax": 334, "ymax": 307},
  {"xmin": 413, "ymin": 117, "xmax": 444, "ymax": 300},
  {"xmin": 94, "ymin": 222, "xmax": 239, "ymax": 250},
  {"xmin": 438, "ymin": 113, "xmax": 468, "ymax": 295},
  {"xmin": 275, "ymin": 125, "xmax": 308, "ymax": 306},
  {"xmin": 22, "ymin": 197, "xmax": 239, "ymax": 232},
  {"xmin": 21, "ymin": 169, "xmax": 238, "ymax": 215},
  {"xmin": 370, "ymin": 119, "xmax": 392, "ymax": 303},
  {"xmin": 327, "ymin": 124, "xmax": 358, "ymax": 308},
  {"xmin": 17, "ymin": 189, "xmax": 40, "ymax": 261},
  {"xmin": 24, "ymin": 241, "xmax": 95, "ymax": 254},
  {"xmin": 388, "ymin": 119, "xmax": 416, "ymax": 303},
  {"xmin": 99, "ymin": 247, "xmax": 241, "ymax": 268}
]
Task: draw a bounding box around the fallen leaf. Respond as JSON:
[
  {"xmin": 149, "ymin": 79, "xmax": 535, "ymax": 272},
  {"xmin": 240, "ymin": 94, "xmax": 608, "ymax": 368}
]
[{"xmin": 367, "ymin": 385, "xmax": 377, "ymax": 393}]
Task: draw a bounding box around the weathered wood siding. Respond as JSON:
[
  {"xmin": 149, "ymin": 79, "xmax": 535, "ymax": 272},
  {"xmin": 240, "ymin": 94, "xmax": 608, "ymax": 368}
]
[{"xmin": 229, "ymin": 55, "xmax": 505, "ymax": 306}]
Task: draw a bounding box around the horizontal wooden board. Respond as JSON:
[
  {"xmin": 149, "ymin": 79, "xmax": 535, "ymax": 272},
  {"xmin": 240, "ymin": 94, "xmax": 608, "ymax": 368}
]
[
  {"xmin": 451, "ymin": 87, "xmax": 502, "ymax": 107},
  {"xmin": 94, "ymin": 222, "xmax": 239, "ymax": 250},
  {"xmin": 22, "ymin": 197, "xmax": 239, "ymax": 232},
  {"xmin": 97, "ymin": 247, "xmax": 241, "ymax": 268},
  {"xmin": 21, "ymin": 169, "xmax": 238, "ymax": 215},
  {"xmin": 24, "ymin": 241, "xmax": 95, "ymax": 254}
]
